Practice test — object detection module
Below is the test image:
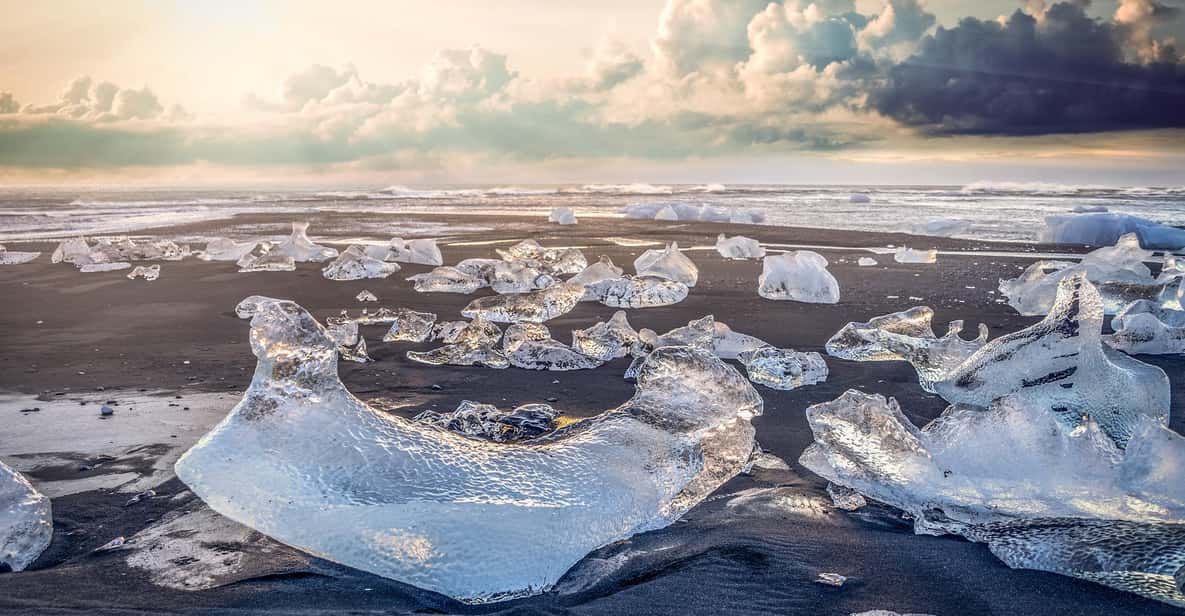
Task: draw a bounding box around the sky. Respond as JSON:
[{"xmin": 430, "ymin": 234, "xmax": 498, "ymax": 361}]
[{"xmin": 0, "ymin": 0, "xmax": 1183, "ymax": 186}]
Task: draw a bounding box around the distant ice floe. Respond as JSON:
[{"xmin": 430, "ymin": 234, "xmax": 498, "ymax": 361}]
[
  {"xmin": 634, "ymin": 242, "xmax": 698, "ymax": 287},
  {"xmin": 715, "ymin": 234, "xmax": 766, "ymax": 260},
  {"xmin": 758, "ymin": 251, "xmax": 839, "ymax": 303},
  {"xmin": 548, "ymin": 207, "xmax": 577, "ymax": 225},
  {"xmin": 1043, "ymin": 212, "xmax": 1185, "ymax": 249},
  {"xmin": 0, "ymin": 245, "xmax": 40, "ymax": 265},
  {"xmin": 1106, "ymin": 300, "xmax": 1185, "ymax": 355},
  {"xmin": 0, "ymin": 460, "xmax": 52, "ymax": 572},
  {"xmin": 893, "ymin": 247, "xmax": 936, "ymax": 264},
  {"xmin": 622, "ymin": 202, "xmax": 765, "ymax": 224},
  {"xmin": 176, "ymin": 296, "xmax": 763, "ymax": 602}
]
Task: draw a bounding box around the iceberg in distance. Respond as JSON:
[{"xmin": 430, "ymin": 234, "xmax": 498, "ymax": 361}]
[
  {"xmin": 0, "ymin": 460, "xmax": 52, "ymax": 572},
  {"xmin": 176, "ymin": 296, "xmax": 763, "ymax": 601},
  {"xmin": 758, "ymin": 251, "xmax": 839, "ymax": 303},
  {"xmin": 1043, "ymin": 212, "xmax": 1185, "ymax": 250}
]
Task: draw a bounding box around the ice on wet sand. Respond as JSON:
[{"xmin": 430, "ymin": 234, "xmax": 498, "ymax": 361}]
[
  {"xmin": 503, "ymin": 323, "xmax": 603, "ymax": 371},
  {"xmin": 237, "ymin": 243, "xmax": 296, "ymax": 273},
  {"xmin": 572, "ymin": 311, "xmax": 639, "ymax": 361},
  {"xmin": 1106, "ymin": 300, "xmax": 1185, "ymax": 355},
  {"xmin": 893, "ymin": 247, "xmax": 936, "ymax": 264},
  {"xmin": 408, "ymin": 266, "xmax": 485, "ymax": 294},
  {"xmin": 738, "ymin": 347, "xmax": 828, "ymax": 390},
  {"xmin": 198, "ymin": 238, "xmax": 258, "ymax": 262},
  {"xmin": 127, "ymin": 264, "xmax": 161, "ymax": 281},
  {"xmin": 857, "ymin": 257, "xmax": 877, "ymax": 267},
  {"xmin": 356, "ymin": 290, "xmax": 378, "ymax": 302},
  {"xmin": 271, "ymin": 223, "xmax": 338, "ymax": 263},
  {"xmin": 715, "ymin": 234, "xmax": 765, "ymax": 260},
  {"xmin": 0, "ymin": 460, "xmax": 52, "ymax": 572},
  {"xmin": 633, "ymin": 242, "xmax": 698, "ymax": 287},
  {"xmin": 1043, "ymin": 212, "xmax": 1185, "ymax": 250},
  {"xmin": 586, "ymin": 275, "xmax": 689, "ymax": 308},
  {"xmin": 389, "ymin": 238, "xmax": 444, "ymax": 266},
  {"xmin": 758, "ymin": 251, "xmax": 839, "ymax": 304},
  {"xmin": 176, "ymin": 297, "xmax": 763, "ymax": 601},
  {"xmin": 461, "ymin": 282, "xmax": 584, "ymax": 323},
  {"xmin": 0, "ymin": 245, "xmax": 41, "ymax": 265},
  {"xmin": 407, "ymin": 316, "xmax": 508, "ymax": 368},
  {"xmin": 381, "ymin": 309, "xmax": 438, "ymax": 343},
  {"xmin": 548, "ymin": 207, "xmax": 577, "ymax": 225},
  {"xmin": 321, "ymin": 245, "xmax": 401, "ymax": 281}
]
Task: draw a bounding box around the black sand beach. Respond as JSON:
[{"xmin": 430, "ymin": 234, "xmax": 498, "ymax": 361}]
[{"xmin": 1, "ymin": 214, "xmax": 1182, "ymax": 615}]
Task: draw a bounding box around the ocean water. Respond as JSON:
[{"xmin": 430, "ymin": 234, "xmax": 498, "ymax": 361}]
[{"xmin": 1, "ymin": 182, "xmax": 1182, "ymax": 243}]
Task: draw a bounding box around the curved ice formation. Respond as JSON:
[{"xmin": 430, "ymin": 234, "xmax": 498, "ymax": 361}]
[
  {"xmin": 825, "ymin": 307, "xmax": 988, "ymax": 392},
  {"xmin": 586, "ymin": 275, "xmax": 689, "ymax": 308},
  {"xmin": 198, "ymin": 238, "xmax": 258, "ymax": 262},
  {"xmin": 893, "ymin": 247, "xmax": 936, "ymax": 264},
  {"xmin": 738, "ymin": 347, "xmax": 828, "ymax": 390},
  {"xmin": 503, "ymin": 323, "xmax": 603, "ymax": 371},
  {"xmin": 934, "ymin": 275, "xmax": 1170, "ymax": 448},
  {"xmin": 389, "ymin": 238, "xmax": 443, "ymax": 266},
  {"xmin": 321, "ymin": 245, "xmax": 401, "ymax": 281},
  {"xmin": 634, "ymin": 242, "xmax": 698, "ymax": 287},
  {"xmin": 1106, "ymin": 300, "xmax": 1185, "ymax": 355},
  {"xmin": 714, "ymin": 234, "xmax": 765, "ymax": 260},
  {"xmin": 548, "ymin": 207, "xmax": 577, "ymax": 225},
  {"xmin": 799, "ymin": 390, "xmax": 1185, "ymax": 606},
  {"xmin": 272, "ymin": 223, "xmax": 338, "ymax": 263},
  {"xmin": 127, "ymin": 264, "xmax": 161, "ymax": 281},
  {"xmin": 414, "ymin": 401, "xmax": 558, "ymax": 442},
  {"xmin": 572, "ymin": 311, "xmax": 639, "ymax": 361},
  {"xmin": 758, "ymin": 251, "xmax": 839, "ymax": 303},
  {"xmin": 461, "ymin": 282, "xmax": 584, "ymax": 323},
  {"xmin": 0, "ymin": 245, "xmax": 40, "ymax": 265},
  {"xmin": 1, "ymin": 459, "xmax": 52, "ymax": 572},
  {"xmin": 381, "ymin": 309, "xmax": 438, "ymax": 343},
  {"xmin": 176, "ymin": 297, "xmax": 763, "ymax": 601},
  {"xmin": 408, "ymin": 266, "xmax": 485, "ymax": 294},
  {"xmin": 1042, "ymin": 212, "xmax": 1185, "ymax": 249}
]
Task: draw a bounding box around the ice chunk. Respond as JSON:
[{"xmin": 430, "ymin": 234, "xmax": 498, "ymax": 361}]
[
  {"xmin": 642, "ymin": 315, "xmax": 717, "ymax": 352},
  {"xmin": 272, "ymin": 222, "xmax": 338, "ymax": 263},
  {"xmin": 758, "ymin": 251, "xmax": 839, "ymax": 304},
  {"xmin": 176, "ymin": 300, "xmax": 763, "ymax": 601},
  {"xmin": 339, "ymin": 337, "xmax": 373, "ymax": 363},
  {"xmin": 321, "ymin": 245, "xmax": 400, "ymax": 281},
  {"xmin": 825, "ymin": 307, "xmax": 988, "ymax": 392},
  {"xmin": 634, "ymin": 242, "xmax": 698, "ymax": 287},
  {"xmin": 431, "ymin": 320, "xmax": 470, "ymax": 343},
  {"xmin": 236, "ymin": 243, "xmax": 296, "ymax": 273},
  {"xmin": 571, "ymin": 311, "xmax": 639, "ymax": 361},
  {"xmin": 408, "ymin": 316, "xmax": 508, "ymax": 368},
  {"xmin": 934, "ymin": 275, "xmax": 1170, "ymax": 448},
  {"xmin": 738, "ymin": 347, "xmax": 828, "ymax": 390},
  {"xmin": 356, "ymin": 290, "xmax": 378, "ymax": 302},
  {"xmin": 0, "ymin": 460, "xmax": 52, "ymax": 572},
  {"xmin": 849, "ymin": 193, "xmax": 871, "ymax": 203},
  {"xmin": 586, "ymin": 275, "xmax": 689, "ymax": 308},
  {"xmin": 1106, "ymin": 300, "xmax": 1185, "ymax": 355},
  {"xmin": 548, "ymin": 207, "xmax": 577, "ymax": 225},
  {"xmin": 857, "ymin": 257, "xmax": 877, "ymax": 267},
  {"xmin": 126, "ymin": 264, "xmax": 161, "ymax": 281},
  {"xmin": 893, "ymin": 247, "xmax": 936, "ymax": 264},
  {"xmin": 390, "ymin": 237, "xmax": 443, "ymax": 266},
  {"xmin": 489, "ymin": 261, "xmax": 555, "ymax": 294},
  {"xmin": 503, "ymin": 323, "xmax": 604, "ymax": 371},
  {"xmin": 461, "ymin": 282, "xmax": 584, "ymax": 323},
  {"xmin": 408, "ymin": 266, "xmax": 485, "ymax": 294},
  {"xmin": 654, "ymin": 205, "xmax": 679, "ymax": 220},
  {"xmin": 497, "ymin": 240, "xmax": 587, "ymax": 276},
  {"xmin": 352, "ymin": 307, "xmax": 403, "ymax": 325},
  {"xmin": 0, "ymin": 245, "xmax": 40, "ymax": 265},
  {"xmin": 414, "ymin": 401, "xmax": 558, "ymax": 442},
  {"xmin": 51, "ymin": 237, "xmax": 91, "ymax": 263},
  {"xmin": 715, "ymin": 234, "xmax": 765, "ymax": 260},
  {"xmin": 198, "ymin": 238, "xmax": 258, "ymax": 262},
  {"xmin": 321, "ymin": 315, "xmax": 372, "ymax": 363},
  {"xmin": 79, "ymin": 262, "xmax": 131, "ymax": 272},
  {"xmin": 1043, "ymin": 212, "xmax": 1185, "ymax": 249},
  {"xmin": 381, "ymin": 309, "xmax": 437, "ymax": 343},
  {"xmin": 711, "ymin": 322, "xmax": 770, "ymax": 360},
  {"xmin": 569, "ymin": 256, "xmax": 624, "ymax": 299}
]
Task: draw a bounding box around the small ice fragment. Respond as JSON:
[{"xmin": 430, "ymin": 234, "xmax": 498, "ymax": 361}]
[
  {"xmin": 95, "ymin": 536, "xmax": 127, "ymax": 552},
  {"xmin": 1105, "ymin": 300, "xmax": 1185, "ymax": 355},
  {"xmin": 236, "ymin": 243, "xmax": 296, "ymax": 272},
  {"xmin": 849, "ymin": 193, "xmax": 871, "ymax": 203},
  {"xmin": 572, "ymin": 311, "xmax": 639, "ymax": 360},
  {"xmin": 339, "ymin": 337, "xmax": 373, "ymax": 363},
  {"xmin": 408, "ymin": 317, "xmax": 508, "ymax": 368},
  {"xmin": 826, "ymin": 483, "xmax": 866, "ymax": 511},
  {"xmin": 711, "ymin": 322, "xmax": 770, "ymax": 360},
  {"xmin": 815, "ymin": 572, "xmax": 847, "ymax": 587},
  {"xmin": 893, "ymin": 247, "xmax": 937, "ymax": 264},
  {"xmin": 408, "ymin": 266, "xmax": 485, "ymax": 294},
  {"xmin": 497, "ymin": 240, "xmax": 587, "ymax": 275},
  {"xmin": 356, "ymin": 290, "xmax": 378, "ymax": 302},
  {"xmin": 0, "ymin": 460, "xmax": 53, "ymax": 571},
  {"xmin": 272, "ymin": 222, "xmax": 338, "ymax": 263},
  {"xmin": 321, "ymin": 245, "xmax": 400, "ymax": 280},
  {"xmin": 461, "ymin": 282, "xmax": 584, "ymax": 323},
  {"xmin": 586, "ymin": 275, "xmax": 689, "ymax": 308},
  {"xmin": 126, "ymin": 264, "xmax": 161, "ymax": 281},
  {"xmin": 737, "ymin": 347, "xmax": 828, "ymax": 390},
  {"xmin": 548, "ymin": 207, "xmax": 577, "ymax": 225},
  {"xmin": 715, "ymin": 234, "xmax": 765, "ymax": 260},
  {"xmin": 634, "ymin": 242, "xmax": 698, "ymax": 286},
  {"xmin": 381, "ymin": 309, "xmax": 438, "ymax": 343},
  {"xmin": 414, "ymin": 401, "xmax": 558, "ymax": 442},
  {"xmin": 0, "ymin": 245, "xmax": 40, "ymax": 265},
  {"xmin": 503, "ymin": 323, "xmax": 603, "ymax": 371},
  {"xmin": 758, "ymin": 251, "xmax": 839, "ymax": 304},
  {"xmin": 569, "ymin": 256, "xmax": 624, "ymax": 300},
  {"xmin": 353, "ymin": 307, "xmax": 402, "ymax": 325},
  {"xmin": 198, "ymin": 238, "xmax": 258, "ymax": 261},
  {"xmin": 79, "ymin": 262, "xmax": 131, "ymax": 272},
  {"xmin": 389, "ymin": 237, "xmax": 443, "ymax": 266},
  {"xmin": 857, "ymin": 257, "xmax": 877, "ymax": 267}
]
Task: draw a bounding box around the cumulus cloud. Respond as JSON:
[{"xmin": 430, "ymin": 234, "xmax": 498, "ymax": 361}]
[
  {"xmin": 16, "ymin": 76, "xmax": 168, "ymax": 121},
  {"xmin": 0, "ymin": 92, "xmax": 19, "ymax": 114},
  {"xmin": 586, "ymin": 37, "xmax": 645, "ymax": 90}
]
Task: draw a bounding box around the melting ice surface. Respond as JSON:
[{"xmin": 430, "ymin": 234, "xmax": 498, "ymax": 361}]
[
  {"xmin": 737, "ymin": 347, "xmax": 828, "ymax": 390},
  {"xmin": 503, "ymin": 323, "xmax": 603, "ymax": 371},
  {"xmin": 414, "ymin": 401, "xmax": 559, "ymax": 442},
  {"xmin": 461, "ymin": 282, "xmax": 584, "ymax": 323},
  {"xmin": 1106, "ymin": 300, "xmax": 1185, "ymax": 354},
  {"xmin": 381, "ymin": 309, "xmax": 437, "ymax": 343},
  {"xmin": 758, "ymin": 251, "xmax": 839, "ymax": 303},
  {"xmin": 271, "ymin": 222, "xmax": 338, "ymax": 263},
  {"xmin": 321, "ymin": 245, "xmax": 400, "ymax": 281},
  {"xmin": 389, "ymin": 237, "xmax": 443, "ymax": 266},
  {"xmin": 407, "ymin": 316, "xmax": 508, "ymax": 368},
  {"xmin": 585, "ymin": 275, "xmax": 689, "ymax": 308},
  {"xmin": 633, "ymin": 242, "xmax": 698, "ymax": 287},
  {"xmin": 176, "ymin": 296, "xmax": 763, "ymax": 602},
  {"xmin": 715, "ymin": 234, "xmax": 765, "ymax": 260},
  {"xmin": 893, "ymin": 247, "xmax": 937, "ymax": 264},
  {"xmin": 0, "ymin": 460, "xmax": 52, "ymax": 572}
]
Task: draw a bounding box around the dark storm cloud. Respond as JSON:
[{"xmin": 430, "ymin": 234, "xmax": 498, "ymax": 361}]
[{"xmin": 870, "ymin": 2, "xmax": 1185, "ymax": 135}]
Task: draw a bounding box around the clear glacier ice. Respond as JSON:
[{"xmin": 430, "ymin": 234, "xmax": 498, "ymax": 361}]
[
  {"xmin": 0, "ymin": 245, "xmax": 40, "ymax": 265},
  {"xmin": 52, "ymin": 236, "xmax": 190, "ymax": 267},
  {"xmin": 569, "ymin": 256, "xmax": 624, "ymax": 299},
  {"xmin": 0, "ymin": 459, "xmax": 52, "ymax": 572},
  {"xmin": 236, "ymin": 243, "xmax": 296, "ymax": 273},
  {"xmin": 857, "ymin": 257, "xmax": 878, "ymax": 267},
  {"xmin": 389, "ymin": 237, "xmax": 444, "ymax": 266},
  {"xmin": 710, "ymin": 322, "xmax": 770, "ymax": 360},
  {"xmin": 381, "ymin": 309, "xmax": 438, "ymax": 343},
  {"xmin": 1043, "ymin": 212, "xmax": 1185, "ymax": 250},
  {"xmin": 503, "ymin": 323, "xmax": 603, "ymax": 371},
  {"xmin": 738, "ymin": 347, "xmax": 828, "ymax": 390},
  {"xmin": 571, "ymin": 311, "xmax": 639, "ymax": 361},
  {"xmin": 271, "ymin": 223, "xmax": 338, "ymax": 263},
  {"xmin": 175, "ymin": 296, "xmax": 763, "ymax": 601},
  {"xmin": 408, "ymin": 266, "xmax": 485, "ymax": 294},
  {"xmin": 356, "ymin": 290, "xmax": 378, "ymax": 302},
  {"xmin": 585, "ymin": 275, "xmax": 689, "ymax": 308},
  {"xmin": 715, "ymin": 234, "xmax": 765, "ymax": 260},
  {"xmin": 758, "ymin": 251, "xmax": 839, "ymax": 304},
  {"xmin": 413, "ymin": 401, "xmax": 559, "ymax": 442},
  {"xmin": 126, "ymin": 264, "xmax": 161, "ymax": 281},
  {"xmin": 548, "ymin": 207, "xmax": 577, "ymax": 225},
  {"xmin": 321, "ymin": 314, "xmax": 372, "ymax": 363},
  {"xmin": 633, "ymin": 242, "xmax": 698, "ymax": 287},
  {"xmin": 497, "ymin": 240, "xmax": 587, "ymax": 275},
  {"xmin": 79, "ymin": 262, "xmax": 132, "ymax": 272},
  {"xmin": 1106, "ymin": 300, "xmax": 1185, "ymax": 355},
  {"xmin": 489, "ymin": 261, "xmax": 555, "ymax": 294},
  {"xmin": 825, "ymin": 306, "xmax": 988, "ymax": 392},
  {"xmin": 198, "ymin": 238, "xmax": 258, "ymax": 262},
  {"xmin": 407, "ymin": 316, "xmax": 508, "ymax": 368},
  {"xmin": 321, "ymin": 245, "xmax": 401, "ymax": 280},
  {"xmin": 461, "ymin": 282, "xmax": 584, "ymax": 323},
  {"xmin": 893, "ymin": 247, "xmax": 937, "ymax": 264}
]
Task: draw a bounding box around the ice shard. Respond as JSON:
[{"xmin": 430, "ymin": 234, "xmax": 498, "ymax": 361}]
[
  {"xmin": 413, "ymin": 401, "xmax": 559, "ymax": 442},
  {"xmin": 0, "ymin": 459, "xmax": 52, "ymax": 572},
  {"xmin": 634, "ymin": 242, "xmax": 698, "ymax": 287},
  {"xmin": 1106, "ymin": 300, "xmax": 1185, "ymax": 355},
  {"xmin": 79, "ymin": 262, "xmax": 131, "ymax": 272},
  {"xmin": 825, "ymin": 307, "xmax": 988, "ymax": 392},
  {"xmin": 933, "ymin": 275, "xmax": 1170, "ymax": 448},
  {"xmin": 571, "ymin": 311, "xmax": 638, "ymax": 361},
  {"xmin": 321, "ymin": 245, "xmax": 401, "ymax": 281},
  {"xmin": 893, "ymin": 247, "xmax": 937, "ymax": 264},
  {"xmin": 758, "ymin": 251, "xmax": 840, "ymax": 304},
  {"xmin": 489, "ymin": 261, "xmax": 554, "ymax": 294},
  {"xmin": 0, "ymin": 245, "xmax": 40, "ymax": 265},
  {"xmin": 548, "ymin": 207, "xmax": 577, "ymax": 225},
  {"xmin": 461, "ymin": 282, "xmax": 584, "ymax": 323},
  {"xmin": 126, "ymin": 264, "xmax": 161, "ymax": 281},
  {"xmin": 715, "ymin": 234, "xmax": 765, "ymax": 260},
  {"xmin": 389, "ymin": 237, "xmax": 443, "ymax": 266},
  {"xmin": 407, "ymin": 316, "xmax": 508, "ymax": 368},
  {"xmin": 503, "ymin": 323, "xmax": 603, "ymax": 371},
  {"xmin": 272, "ymin": 223, "xmax": 338, "ymax": 263},
  {"xmin": 236, "ymin": 243, "xmax": 296, "ymax": 273},
  {"xmin": 51, "ymin": 237, "xmax": 90, "ymax": 264},
  {"xmin": 408, "ymin": 266, "xmax": 485, "ymax": 294},
  {"xmin": 322, "ymin": 315, "xmax": 372, "ymax": 363},
  {"xmin": 176, "ymin": 297, "xmax": 763, "ymax": 601},
  {"xmin": 198, "ymin": 238, "xmax": 258, "ymax": 262},
  {"xmin": 586, "ymin": 275, "xmax": 689, "ymax": 308},
  {"xmin": 738, "ymin": 347, "xmax": 828, "ymax": 390},
  {"xmin": 339, "ymin": 337, "xmax": 373, "ymax": 363},
  {"xmin": 356, "ymin": 290, "xmax": 378, "ymax": 302},
  {"xmin": 381, "ymin": 309, "xmax": 438, "ymax": 343}
]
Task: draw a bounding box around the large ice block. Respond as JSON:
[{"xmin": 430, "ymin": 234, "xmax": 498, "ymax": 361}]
[
  {"xmin": 176, "ymin": 297, "xmax": 763, "ymax": 601},
  {"xmin": 586, "ymin": 275, "xmax": 689, "ymax": 308},
  {"xmin": 0, "ymin": 460, "xmax": 52, "ymax": 572},
  {"xmin": 461, "ymin": 282, "xmax": 584, "ymax": 323},
  {"xmin": 407, "ymin": 316, "xmax": 508, "ymax": 368},
  {"xmin": 758, "ymin": 251, "xmax": 839, "ymax": 303},
  {"xmin": 321, "ymin": 245, "xmax": 401, "ymax": 281},
  {"xmin": 1106, "ymin": 300, "xmax": 1185, "ymax": 355},
  {"xmin": 715, "ymin": 234, "xmax": 765, "ymax": 260},
  {"xmin": 569, "ymin": 256, "xmax": 624, "ymax": 300},
  {"xmin": 272, "ymin": 223, "xmax": 338, "ymax": 263},
  {"xmin": 389, "ymin": 237, "xmax": 444, "ymax": 266},
  {"xmin": 198, "ymin": 238, "xmax": 258, "ymax": 262},
  {"xmin": 548, "ymin": 207, "xmax": 577, "ymax": 225},
  {"xmin": 571, "ymin": 311, "xmax": 639, "ymax": 361},
  {"xmin": 634, "ymin": 242, "xmax": 698, "ymax": 287},
  {"xmin": 497, "ymin": 240, "xmax": 586, "ymax": 275},
  {"xmin": 1043, "ymin": 212, "xmax": 1185, "ymax": 250},
  {"xmin": 893, "ymin": 247, "xmax": 936, "ymax": 264},
  {"xmin": 237, "ymin": 243, "xmax": 296, "ymax": 273}
]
